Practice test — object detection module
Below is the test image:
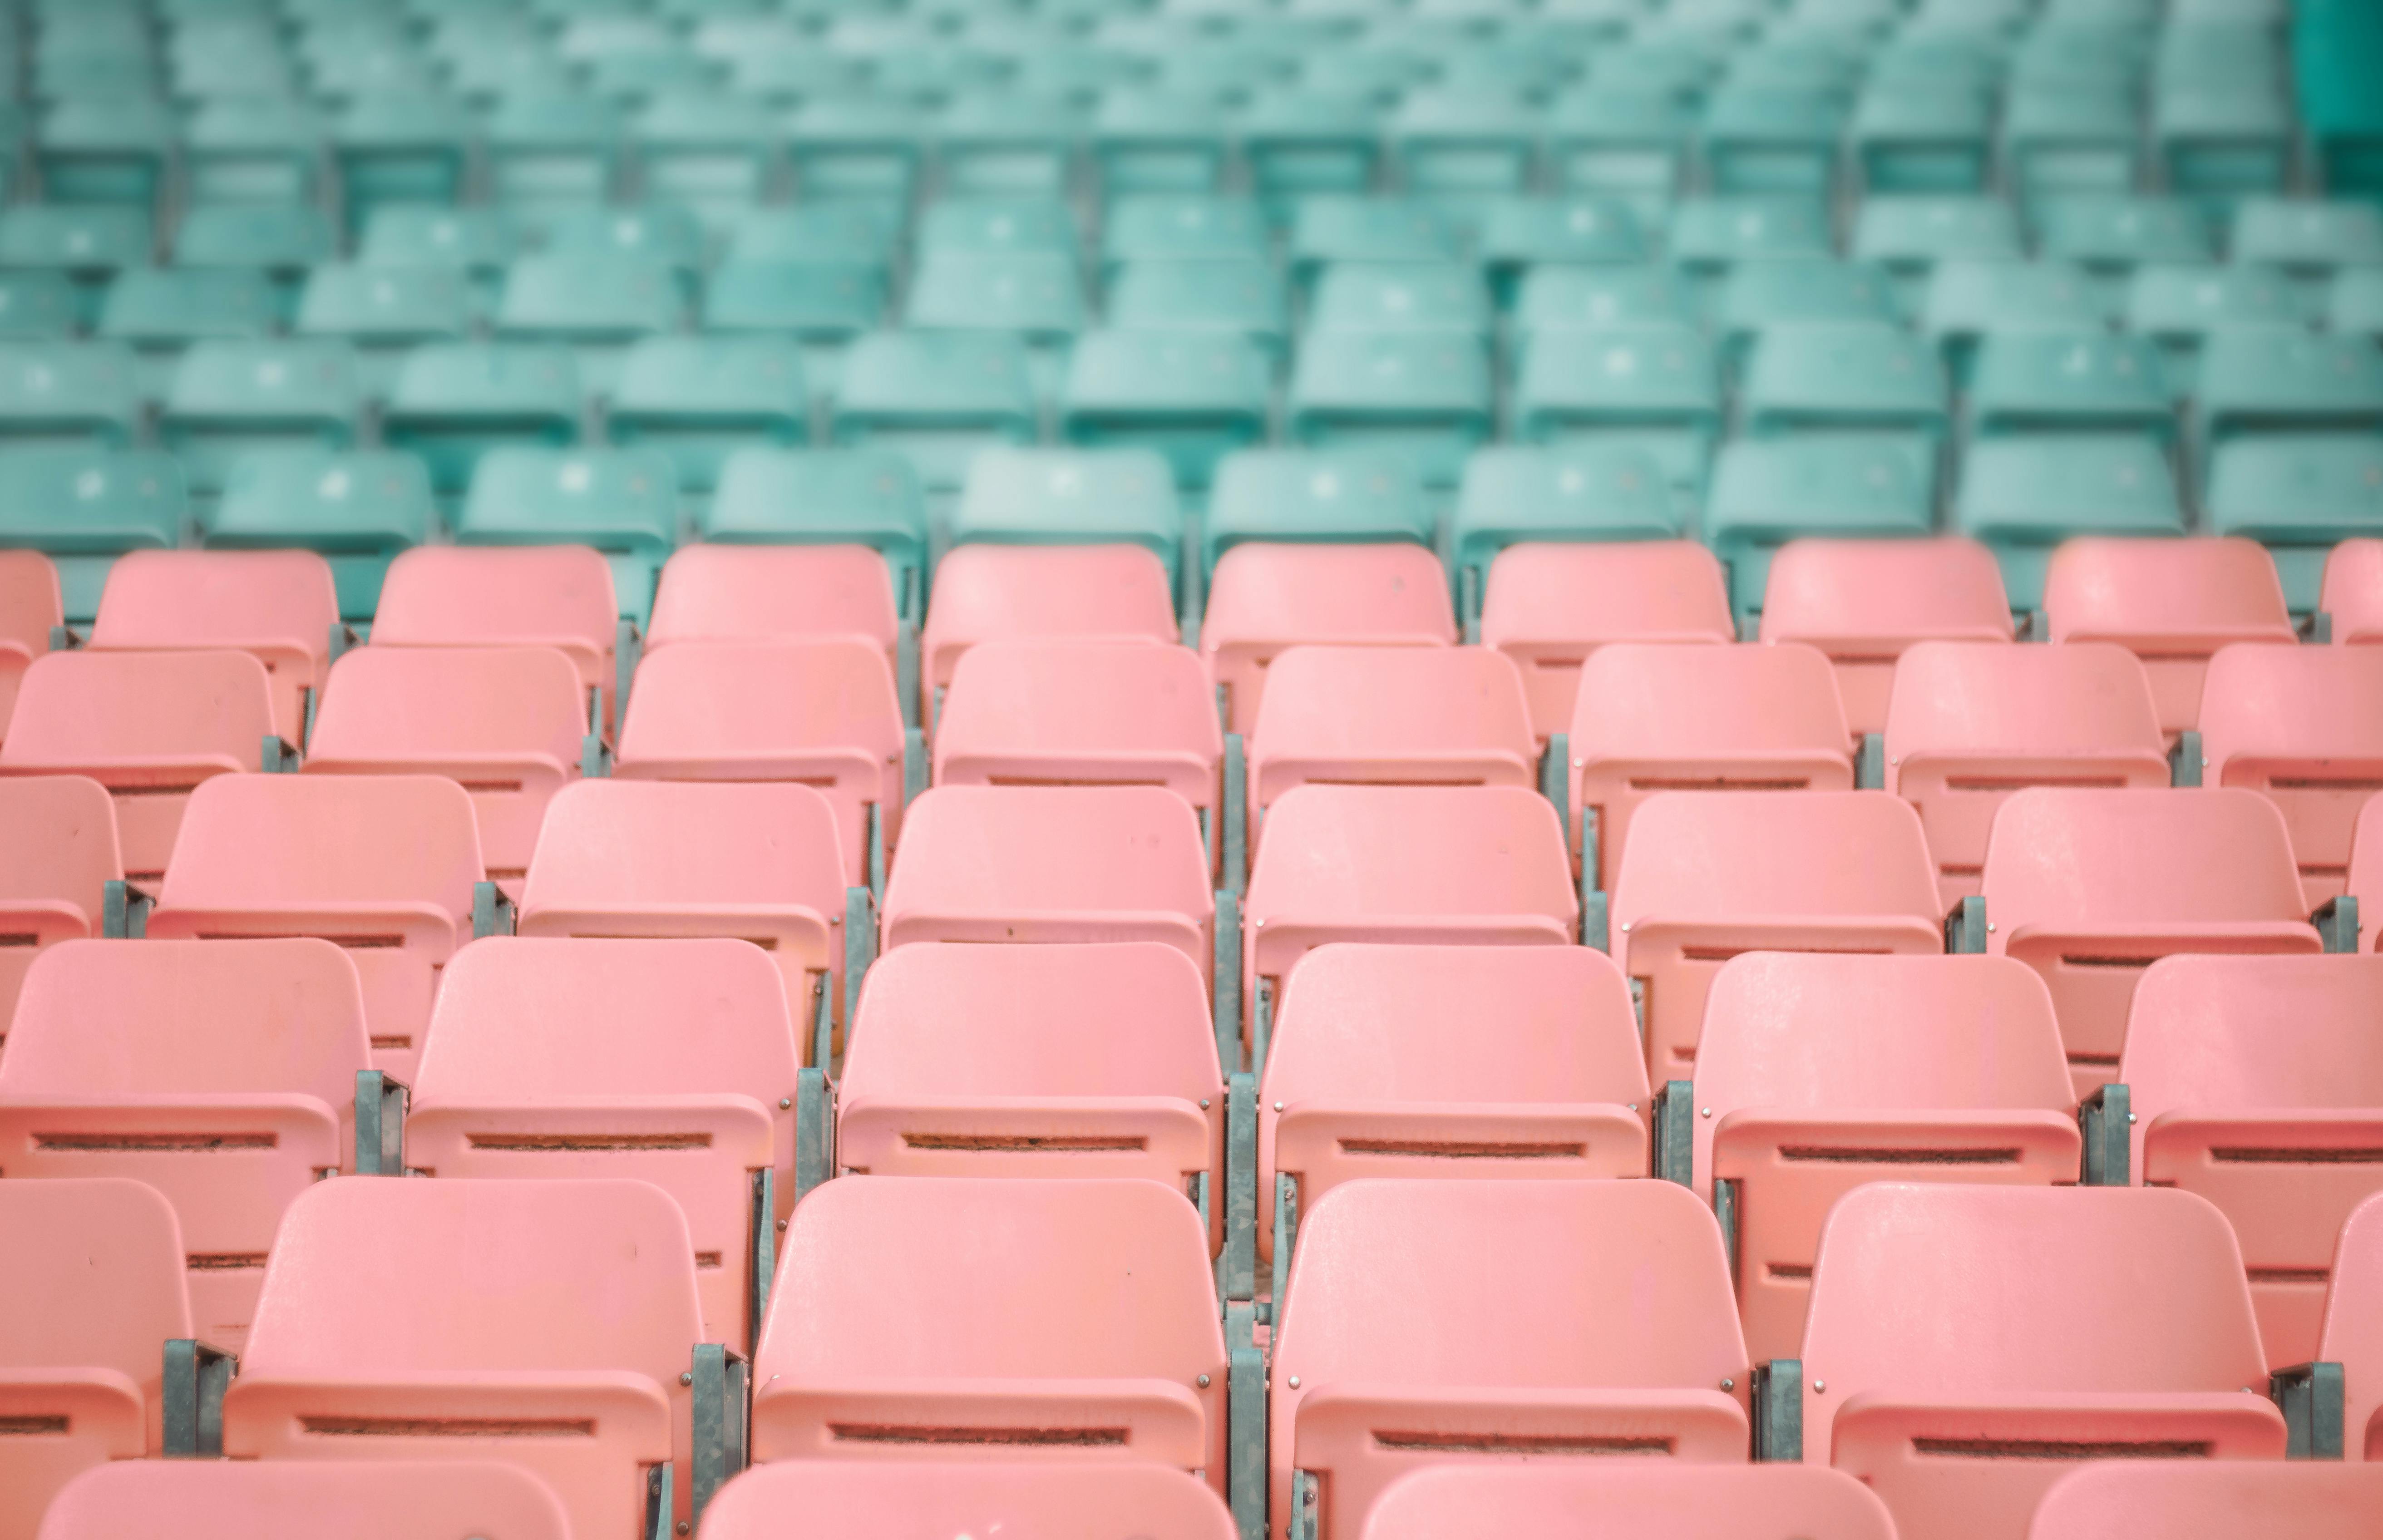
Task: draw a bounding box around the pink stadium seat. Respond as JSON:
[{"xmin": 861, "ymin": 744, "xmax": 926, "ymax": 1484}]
[
  {"xmin": 697, "ymin": 1461, "xmax": 1236, "ymax": 1540},
  {"xmin": 1241, "ymin": 786, "xmax": 1576, "ymax": 1066},
  {"xmin": 1978, "ymin": 788, "xmax": 2324, "ymax": 1099},
  {"xmin": 920, "ymin": 544, "xmax": 1179, "ymax": 728},
  {"xmin": 1758, "ymin": 538, "xmax": 2016, "ymax": 736},
  {"xmin": 0, "ymin": 1178, "xmax": 192, "ymax": 1540},
  {"xmin": 370, "ymin": 546, "xmax": 622, "ymax": 732},
  {"xmin": 2121, "ymin": 954, "xmax": 2383, "ymax": 1369},
  {"xmin": 837, "ymin": 943, "xmax": 1225, "ymax": 1249},
  {"xmin": 649, "ymin": 544, "xmax": 899, "ymax": 683},
  {"xmin": 1246, "ymin": 646, "xmax": 1535, "ymax": 854},
  {"xmin": 0, "ymin": 775, "xmax": 121, "ymax": 1053},
  {"xmin": 36, "ymin": 1461, "xmax": 575, "ymax": 1540},
  {"xmin": 2355, "ymin": 793, "xmax": 2383, "ymax": 951},
  {"xmin": 615, "ymin": 638, "xmax": 907, "ymax": 885},
  {"xmin": 1479, "ymin": 542, "xmax": 1735, "ymax": 743},
  {"xmin": 0, "ymin": 550, "xmax": 59, "ymax": 747},
  {"xmin": 86, "ymin": 550, "xmax": 337, "ymax": 745},
  {"xmin": 2028, "ymin": 1462, "xmax": 2383, "ymax": 1540},
  {"xmin": 221, "ymin": 1178, "xmax": 708, "ymax": 1540},
  {"xmin": 1202, "ymin": 544, "xmax": 1455, "ymax": 737},
  {"xmin": 517, "ymin": 780, "xmax": 857, "ymax": 1060},
  {"xmin": 1801, "ymin": 1185, "xmax": 2286, "ymax": 1540},
  {"xmin": 1612, "ymin": 790, "xmax": 1943, "ymax": 1086},
  {"xmin": 933, "ymin": 639, "xmax": 1223, "ymax": 872},
  {"xmin": 2319, "ymin": 1190, "xmax": 2383, "ymax": 1460},
  {"xmin": 1258, "ymin": 945, "xmax": 1648, "ymax": 1273},
  {"xmin": 1568, "ymin": 642, "xmax": 1855, "ymax": 891},
  {"xmin": 2198, "ymin": 642, "xmax": 2383, "ymax": 902},
  {"xmin": 2322, "ymin": 537, "xmax": 2383, "ymax": 645},
  {"xmin": 148, "ymin": 774, "xmax": 483, "ymax": 1084},
  {"xmin": 1269, "ymin": 1179, "xmax": 1750, "ymax": 1540},
  {"xmin": 0, "ymin": 649, "xmax": 274, "ymax": 879},
  {"xmin": 408, "ymin": 937, "xmax": 803, "ymax": 1351},
  {"xmin": 881, "ymin": 786, "xmax": 1214, "ymax": 988},
  {"xmin": 1361, "ymin": 1465, "xmax": 1897, "ymax": 1540},
  {"xmin": 1690, "ymin": 953, "xmax": 2080, "ymax": 1362},
  {"xmin": 1884, "ymin": 641, "xmax": 2171, "ymax": 905},
  {"xmin": 749, "ymin": 1176, "xmax": 1229, "ymax": 1494},
  {"xmin": 2043, "ymin": 536, "xmax": 2296, "ymax": 741},
  {"xmin": 304, "ymin": 646, "xmax": 588, "ymax": 893},
  {"xmin": 0, "ymin": 938, "xmax": 371, "ymax": 1357}
]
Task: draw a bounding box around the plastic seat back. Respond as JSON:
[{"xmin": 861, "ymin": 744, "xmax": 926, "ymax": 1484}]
[
  {"xmin": 1201, "ymin": 544, "xmax": 1455, "ymax": 736},
  {"xmin": 2028, "ymin": 1462, "xmax": 2383, "ymax": 1540},
  {"xmin": 1885, "ymin": 641, "xmax": 2171, "ymax": 904},
  {"xmin": 2043, "ymin": 536, "xmax": 2296, "ymax": 738},
  {"xmin": 148, "ymin": 774, "xmax": 482, "ymax": 1082},
  {"xmin": 304, "ymin": 645, "xmax": 589, "ymax": 888},
  {"xmin": 2198, "ymin": 644, "xmax": 2383, "ymax": 901},
  {"xmin": 1757, "ymin": 538, "xmax": 2015, "ymax": 733},
  {"xmin": 0, "ymin": 649, "xmax": 273, "ymax": 878},
  {"xmin": 1248, "ymin": 645, "xmax": 1535, "ymax": 819},
  {"xmin": 698, "ymin": 449, "xmax": 927, "ymax": 617},
  {"xmin": 1258, "ymin": 945, "xmax": 1648, "ymax": 1265},
  {"xmin": 1693, "ymin": 953, "xmax": 2079, "ymax": 1361},
  {"xmin": 1613, "ymin": 790, "xmax": 1944, "ymax": 1083},
  {"xmin": 2206, "ymin": 436, "xmax": 2383, "ymax": 613},
  {"xmin": 1479, "ymin": 543, "xmax": 1732, "ymax": 741},
  {"xmin": 2322, "ymin": 538, "xmax": 2383, "ymax": 644},
  {"xmin": 410, "ymin": 937, "xmax": 801, "ymax": 1349},
  {"xmin": 381, "ymin": 343, "xmax": 582, "ymax": 498},
  {"xmin": 0, "ymin": 1178, "xmax": 191, "ymax": 1538},
  {"xmin": 1271, "ymin": 1179, "xmax": 1749, "ymax": 1540},
  {"xmin": 0, "ymin": 938, "xmax": 369, "ymax": 1352},
  {"xmin": 607, "ymin": 337, "xmax": 807, "ymax": 495},
  {"xmin": 749, "ymin": 1176, "xmax": 1228, "ymax": 1491},
  {"xmin": 920, "ymin": 544, "xmax": 1179, "ymax": 728},
  {"xmin": 0, "ymin": 774, "xmax": 120, "ymax": 1047},
  {"xmin": 2120, "ymin": 953, "xmax": 2383, "ymax": 1367},
  {"xmin": 222, "ymin": 1177, "xmax": 704, "ymax": 1540},
  {"xmin": 87, "ymin": 549, "xmax": 337, "ymax": 743},
  {"xmin": 1981, "ymin": 787, "xmax": 2323, "ymax": 1098},
  {"xmin": 518, "ymin": 780, "xmax": 852, "ymax": 1059},
  {"xmin": 202, "ymin": 450, "xmax": 435, "ymax": 623},
  {"xmin": 2318, "ymin": 1191, "xmax": 2383, "ymax": 1459},
  {"xmin": 697, "ymin": 1462, "xmax": 1235, "ymax": 1540},
  {"xmin": 0, "ymin": 550, "xmax": 60, "ymax": 741},
  {"xmin": 1801, "ymin": 1185, "xmax": 2283, "ymax": 1540},
  {"xmin": 2356, "ymin": 795, "xmax": 2383, "ymax": 950},
  {"xmin": 158, "ymin": 340, "xmax": 363, "ymax": 495},
  {"xmin": 1360, "ymin": 1465, "xmax": 1897, "ymax": 1540},
  {"xmin": 370, "ymin": 545, "xmax": 621, "ymax": 732},
  {"xmin": 1570, "ymin": 642, "xmax": 1855, "ymax": 891},
  {"xmin": 36, "ymin": 1460, "xmax": 575, "ymax": 1540},
  {"xmin": 648, "ymin": 544, "xmax": 898, "ymax": 679}
]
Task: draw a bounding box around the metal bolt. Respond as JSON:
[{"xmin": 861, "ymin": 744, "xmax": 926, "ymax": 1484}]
[
  {"xmin": 1305, "ymin": 1487, "xmax": 1317, "ymax": 1506},
  {"xmin": 1626, "ymin": 1103, "xmax": 1637, "ymax": 1112},
  {"xmin": 680, "ymin": 1372, "xmax": 693, "ymax": 1385},
  {"xmin": 1814, "ymin": 1380, "xmax": 1826, "ymax": 1393},
  {"xmin": 1701, "ymin": 1106, "xmax": 1712, "ymax": 1118},
  {"xmin": 1619, "ymin": 921, "xmax": 1632, "ymax": 933},
  {"xmin": 1200, "ymin": 1098, "xmax": 1211, "ymax": 1109},
  {"xmin": 1720, "ymin": 1377, "xmax": 1734, "ymax": 1392},
  {"xmin": 1288, "ymin": 1375, "xmax": 1301, "ymax": 1388},
  {"xmin": 1198, "ymin": 1373, "xmax": 1211, "ymax": 1387},
  {"xmin": 679, "ymin": 1525, "xmax": 690, "ymax": 1535},
  {"xmin": 1274, "ymin": 1101, "xmax": 1284, "ymax": 1112},
  {"xmin": 776, "ymin": 1219, "xmax": 788, "ymax": 1230},
  {"xmin": 1985, "ymin": 922, "xmax": 1996, "ymax": 933},
  {"xmin": 2128, "ymin": 1112, "xmax": 2138, "ymax": 1124},
  {"xmin": 780, "ymin": 1097, "xmax": 793, "ymax": 1109}
]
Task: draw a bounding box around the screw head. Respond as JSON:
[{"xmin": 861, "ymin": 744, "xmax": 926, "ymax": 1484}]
[
  {"xmin": 1273, "ymin": 1101, "xmax": 1284, "ymax": 1112},
  {"xmin": 1198, "ymin": 1373, "xmax": 1211, "ymax": 1387},
  {"xmin": 680, "ymin": 1372, "xmax": 693, "ymax": 1385},
  {"xmin": 1288, "ymin": 1375, "xmax": 1301, "ymax": 1388},
  {"xmin": 1814, "ymin": 1380, "xmax": 1826, "ymax": 1393},
  {"xmin": 1200, "ymin": 1098, "xmax": 1211, "ymax": 1109},
  {"xmin": 1701, "ymin": 1106, "xmax": 1712, "ymax": 1118},
  {"xmin": 780, "ymin": 1096, "xmax": 793, "ymax": 1109},
  {"xmin": 679, "ymin": 1525, "xmax": 691, "ymax": 1535},
  {"xmin": 1720, "ymin": 1377, "xmax": 1734, "ymax": 1391}
]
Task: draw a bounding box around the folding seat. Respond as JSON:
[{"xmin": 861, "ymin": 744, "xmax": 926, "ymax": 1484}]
[
  {"xmin": 158, "ymin": 340, "xmax": 364, "ymax": 496},
  {"xmin": 147, "ymin": 774, "xmax": 481, "ymax": 1080},
  {"xmin": 1286, "ymin": 331, "xmax": 1494, "ymax": 489},
  {"xmin": 173, "ymin": 205, "xmax": 335, "ymax": 324},
  {"xmin": 605, "ymin": 337, "xmax": 806, "ymax": 497},
  {"xmin": 1475, "ymin": 196, "xmax": 1648, "ymax": 308},
  {"xmin": 454, "ymin": 447, "xmax": 677, "ymax": 627},
  {"xmin": 1922, "ymin": 261, "xmax": 2114, "ymax": 388},
  {"xmin": 0, "ymin": 446, "xmax": 183, "ymax": 630},
  {"xmin": 2197, "ymin": 333, "xmax": 2383, "ymax": 492},
  {"xmin": 1105, "ymin": 260, "xmax": 1292, "ymax": 362},
  {"xmin": 1850, "ymin": 197, "xmax": 2023, "ymax": 316},
  {"xmin": 1545, "ymin": 88, "xmax": 1694, "ymax": 220},
  {"xmin": 1739, "ymin": 324, "xmax": 1950, "ymax": 462},
  {"xmin": 1667, "ymin": 196, "xmax": 1835, "ymax": 289},
  {"xmin": 1363, "ymin": 1465, "xmax": 1896, "ymax": 1540},
  {"xmin": 2324, "ymin": 537, "xmax": 2383, "ymax": 644},
  {"xmin": 0, "ymin": 206, "xmax": 149, "ymax": 327},
  {"xmin": 749, "ymin": 1175, "xmax": 1228, "ymax": 1496},
  {"xmin": 0, "ymin": 550, "xmax": 57, "ymax": 741},
  {"xmin": 0, "ymin": 341, "xmax": 142, "ymax": 449},
  {"xmin": 34, "ymin": 95, "xmax": 177, "ymax": 212},
  {"xmin": 42, "ymin": 1460, "xmax": 575, "ymax": 1539},
  {"xmin": 1680, "ymin": 953, "xmax": 2079, "ymax": 1362},
  {"xmin": 2127, "ymin": 265, "xmax": 2306, "ymax": 399},
  {"xmin": 86, "ymin": 549, "xmax": 336, "ymax": 745},
  {"xmin": 1512, "ymin": 323, "xmax": 1723, "ymax": 516},
  {"xmin": 1478, "ymin": 541, "xmax": 1731, "ymax": 742},
  {"xmin": 0, "ymin": 937, "xmax": 377, "ymax": 1353},
  {"xmin": 2208, "ymin": 439, "xmax": 2383, "ymax": 614},
  {"xmin": 933, "ymin": 91, "xmax": 1084, "ymax": 197},
  {"xmin": 371, "ymin": 543, "xmax": 626, "ymax": 738},
  {"xmin": 95, "ymin": 267, "xmax": 277, "ymax": 400},
  {"xmin": 2317, "ymin": 1188, "xmax": 2383, "ymax": 1458},
  {"xmin": 1303, "ymin": 50, "xmax": 1430, "ymax": 106},
  {"xmin": 784, "ymin": 92, "xmax": 923, "ymax": 205},
  {"xmin": 2028, "ymin": 1463, "xmax": 2383, "ymax": 1540},
  {"xmin": 331, "ymin": 96, "xmax": 472, "ymax": 237},
  {"xmin": 647, "ymin": 543, "xmax": 900, "ymax": 705},
  {"xmin": 1757, "ymin": 540, "xmax": 2015, "ymax": 738},
  {"xmin": 2196, "ymin": 644, "xmax": 2383, "ymax": 902},
  {"xmin": 1057, "ymin": 331, "xmax": 1269, "ymax": 494},
  {"xmin": 829, "ymin": 331, "xmax": 1037, "ymax": 494},
  {"xmin": 1259, "ymin": 944, "xmax": 1648, "ymax": 1290},
  {"xmin": 701, "ymin": 1461, "xmax": 1235, "ymax": 1540},
  {"xmin": 697, "ymin": 449, "xmax": 927, "ymax": 627},
  {"xmin": 1969, "ymin": 787, "xmax": 2327, "ymax": 1098},
  {"xmin": 1699, "ymin": 87, "xmax": 1842, "ymax": 201},
  {"xmin": 183, "ymin": 97, "xmax": 327, "ymax": 212},
  {"xmin": 1453, "ymin": 446, "xmax": 1689, "ymax": 636},
  {"xmin": 1850, "ymin": 87, "xmax": 1994, "ymax": 198},
  {"xmin": 2037, "ymin": 197, "xmax": 2218, "ymax": 301},
  {"xmin": 1713, "ymin": 262, "xmax": 1901, "ymax": 372},
  {"xmin": 2004, "ymin": 92, "xmax": 2144, "ymax": 210},
  {"xmin": 518, "ymin": 778, "xmax": 860, "ymax": 1057},
  {"xmin": 1091, "ymin": 90, "xmax": 1231, "ymax": 197},
  {"xmin": 493, "ymin": 253, "xmax": 682, "ymax": 396},
  {"xmin": 221, "ymin": 1177, "xmax": 726, "ymax": 1540},
  {"xmin": 1704, "ymin": 437, "xmax": 1939, "ymax": 617},
  {"xmin": 408, "ymin": 936, "xmax": 801, "ymax": 1350},
  {"xmin": 1967, "ymin": 331, "xmax": 2173, "ymax": 445},
  {"xmin": 484, "ymin": 92, "xmax": 625, "ymax": 212},
  {"xmin": 0, "ymin": 774, "xmax": 122, "ymax": 1046},
  {"xmin": 1957, "ymin": 439, "xmax": 2190, "ymax": 613},
  {"xmin": 0, "ymin": 649, "xmax": 276, "ymax": 879},
  {"xmin": 1288, "ymin": 199, "xmax": 1461, "ymax": 296},
  {"xmin": 381, "ymin": 344, "xmax": 584, "ymax": 500},
  {"xmin": 1308, "ymin": 262, "xmax": 1492, "ymax": 347},
  {"xmin": 1200, "ymin": 447, "xmax": 1435, "ymax": 586},
  {"xmin": 0, "ymin": 1178, "xmax": 203, "ymax": 1539},
  {"xmin": 2234, "ymin": 198, "xmax": 2383, "ymax": 290},
  {"xmin": 304, "ymin": 644, "xmax": 591, "ymax": 893},
  {"xmin": 1386, "ymin": 89, "xmax": 1542, "ymax": 203},
  {"xmin": 905, "ymin": 248, "xmax": 1087, "ymax": 355},
  {"xmin": 355, "ymin": 205, "xmax": 523, "ymax": 321},
  {"xmin": 952, "ymin": 447, "xmax": 1185, "ymax": 591},
  {"xmin": 1102, "ymin": 195, "xmax": 1270, "ymax": 272},
  {"xmin": 702, "ymin": 261, "xmax": 886, "ymax": 369},
  {"xmin": 199, "ymin": 449, "xmax": 432, "ymax": 624},
  {"xmin": 1203, "ymin": 543, "xmax": 1455, "ymax": 737},
  {"xmin": 0, "ymin": 272, "xmax": 79, "ymax": 341},
  {"xmin": 1884, "ymin": 641, "xmax": 2171, "ymax": 905},
  {"xmin": 1240, "ymin": 91, "xmax": 1381, "ymax": 209},
  {"xmin": 917, "ymin": 197, "xmax": 1081, "ymax": 262},
  {"xmin": 2155, "ymin": 88, "xmax": 2294, "ymax": 218},
  {"xmin": 632, "ymin": 92, "xmax": 777, "ymax": 217},
  {"xmin": 920, "ymin": 544, "xmax": 1179, "ymax": 728},
  {"xmin": 1268, "ymin": 1179, "xmax": 1749, "ymax": 1540},
  {"xmin": 2041, "ymin": 536, "xmax": 2297, "ymax": 740}
]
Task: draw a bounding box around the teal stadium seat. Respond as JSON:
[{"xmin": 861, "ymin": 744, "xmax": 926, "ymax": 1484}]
[
  {"xmin": 1201, "ymin": 447, "xmax": 1434, "ymax": 579},
  {"xmin": 606, "ymin": 336, "xmax": 808, "ymax": 495},
  {"xmin": 1288, "ymin": 331, "xmax": 1494, "ymax": 487},
  {"xmin": 1058, "ymin": 330, "xmax": 1269, "ymax": 492},
  {"xmin": 1958, "ymin": 435, "xmax": 2187, "ymax": 610},
  {"xmin": 1476, "ymin": 197, "xmax": 1647, "ymax": 309},
  {"xmin": 97, "ymin": 268, "xmax": 277, "ymax": 401},
  {"xmin": 382, "ymin": 343, "xmax": 584, "ymax": 498},
  {"xmin": 1452, "ymin": 444, "xmax": 1684, "ymax": 626},
  {"xmin": 173, "ymin": 204, "xmax": 337, "ymax": 323},
  {"xmin": 457, "ymin": 446, "xmax": 679, "ymax": 624},
  {"xmin": 1923, "ymin": 260, "xmax": 2115, "ymax": 387},
  {"xmin": 358, "ymin": 205, "xmax": 524, "ymax": 320},
  {"xmin": 2231, "ymin": 197, "xmax": 2383, "ymax": 292},
  {"xmin": 1289, "ymin": 198, "xmax": 1463, "ymax": 294},
  {"xmin": 730, "ymin": 202, "xmax": 901, "ymax": 273},
  {"xmin": 0, "ymin": 206, "xmax": 151, "ymax": 326},
  {"xmin": 2196, "ymin": 331, "xmax": 2383, "ymax": 491},
  {"xmin": 1308, "ymin": 262, "xmax": 1492, "ymax": 347},
  {"xmin": 1515, "ymin": 263, "xmax": 1701, "ymax": 332},
  {"xmin": 158, "ymin": 339, "xmax": 363, "ymax": 495},
  {"xmin": 632, "ymin": 93, "xmax": 777, "ymax": 219},
  {"xmin": 2004, "ymin": 87, "xmax": 2141, "ymax": 210},
  {"xmin": 486, "ymin": 93, "xmax": 626, "ymax": 212},
  {"xmin": 0, "ymin": 341, "xmax": 141, "ymax": 448},
  {"xmin": 0, "ymin": 446, "xmax": 184, "ymax": 621},
  {"xmin": 184, "ymin": 97, "xmax": 326, "ymax": 207},
  {"xmin": 1700, "ymin": 87, "xmax": 1844, "ymax": 201},
  {"xmin": 918, "ymin": 197, "xmax": 1080, "ymax": 261},
  {"xmin": 951, "ymin": 447, "xmax": 1184, "ymax": 590},
  {"xmin": 1968, "ymin": 331, "xmax": 2175, "ymax": 446},
  {"xmin": 699, "ymin": 446, "xmax": 928, "ymax": 618},
  {"xmin": 1388, "ymin": 89, "xmax": 1544, "ymax": 205},
  {"xmin": 784, "ymin": 93, "xmax": 922, "ymax": 205},
  {"xmin": 2335, "ymin": 268, "xmax": 2383, "ymax": 343},
  {"xmin": 334, "ymin": 95, "xmax": 472, "ymax": 237},
  {"xmin": 1546, "ymin": 88, "xmax": 1692, "ymax": 223},
  {"xmin": 1706, "ymin": 434, "xmax": 1939, "ymax": 615},
  {"xmin": 1739, "ymin": 323, "xmax": 1950, "ymax": 461},
  {"xmin": 1091, "ymin": 90, "xmax": 1232, "ymax": 196},
  {"xmin": 541, "ymin": 206, "xmax": 708, "ymax": 290},
  {"xmin": 1105, "ymin": 261, "xmax": 1291, "ymax": 361},
  {"xmin": 905, "ymin": 250, "xmax": 1086, "ymax": 346},
  {"xmin": 2035, "ymin": 196, "xmax": 2217, "ymax": 300},
  {"xmin": 0, "ymin": 273, "xmax": 79, "ymax": 340},
  {"xmin": 200, "ymin": 449, "xmax": 435, "ymax": 621},
  {"xmin": 1714, "ymin": 261, "xmax": 1901, "ymax": 372},
  {"xmin": 936, "ymin": 92, "xmax": 1082, "ymax": 197},
  {"xmin": 2155, "ymin": 85, "xmax": 2294, "ymax": 218},
  {"xmin": 2126, "ymin": 264, "xmax": 2308, "ymax": 399},
  {"xmin": 702, "ymin": 262, "xmax": 887, "ymax": 354},
  {"xmin": 1100, "ymin": 196, "xmax": 1271, "ymax": 275},
  {"xmin": 1850, "ymin": 85, "xmax": 1994, "ymax": 194},
  {"xmin": 830, "ymin": 331, "xmax": 1037, "ymax": 492},
  {"xmin": 494, "ymin": 255, "xmax": 683, "ymax": 395},
  {"xmin": 35, "ymin": 94, "xmax": 176, "ymax": 208},
  {"xmin": 2206, "ymin": 434, "xmax": 2383, "ymax": 611},
  {"xmin": 1513, "ymin": 321, "xmax": 1721, "ymax": 515},
  {"xmin": 1667, "ymin": 195, "xmax": 1834, "ymax": 289},
  {"xmin": 296, "ymin": 264, "xmax": 473, "ymax": 400},
  {"xmin": 1240, "ymin": 91, "xmax": 1381, "ymax": 211},
  {"xmin": 1850, "ymin": 197, "xmax": 2023, "ymax": 315}
]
